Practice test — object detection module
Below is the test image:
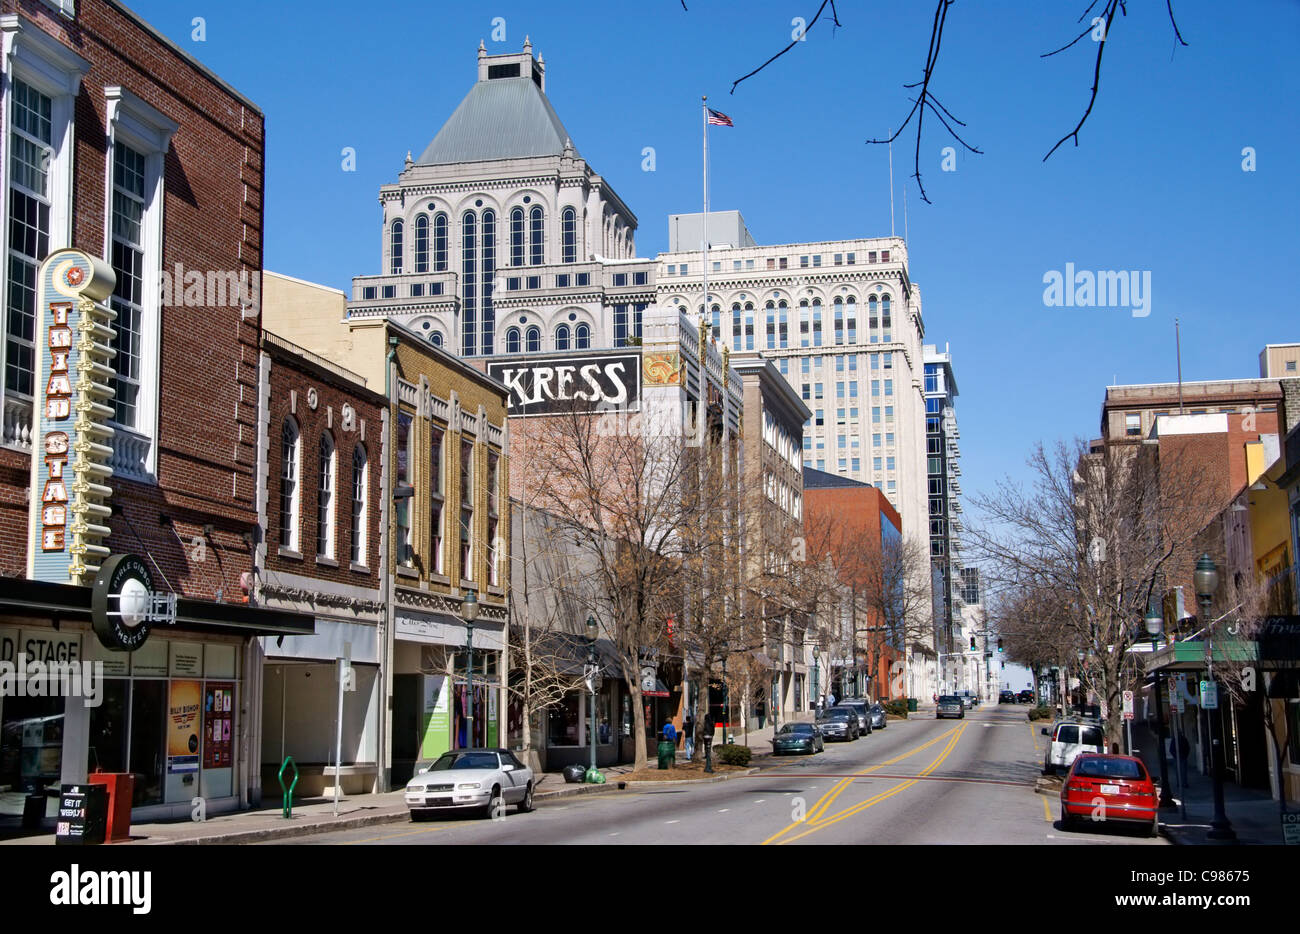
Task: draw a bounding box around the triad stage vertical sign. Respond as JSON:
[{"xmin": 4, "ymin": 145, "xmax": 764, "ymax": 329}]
[{"xmin": 26, "ymin": 249, "xmax": 118, "ymax": 586}]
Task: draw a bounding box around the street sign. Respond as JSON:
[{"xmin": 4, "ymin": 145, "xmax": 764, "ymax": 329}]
[
  {"xmin": 1122, "ymin": 690, "xmax": 1134, "ymax": 720},
  {"xmin": 1283, "ymin": 811, "xmax": 1299, "ymax": 846},
  {"xmin": 1200, "ymin": 680, "xmax": 1218, "ymax": 710}
]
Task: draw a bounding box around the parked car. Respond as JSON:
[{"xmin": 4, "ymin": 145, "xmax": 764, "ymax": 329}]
[
  {"xmin": 998, "ymin": 690, "xmax": 1017, "ymax": 704},
  {"xmin": 1017, "ymin": 689, "xmax": 1035, "ymax": 704},
  {"xmin": 1059, "ymin": 754, "xmax": 1159, "ymax": 837},
  {"xmin": 936, "ymin": 695, "xmax": 965, "ymax": 719},
  {"xmin": 1041, "ymin": 719, "xmax": 1105, "ymax": 775},
  {"xmin": 868, "ymin": 702, "xmax": 888, "ymax": 730},
  {"xmin": 404, "ymin": 748, "xmax": 534, "ymax": 820},
  {"xmin": 817, "ymin": 707, "xmax": 861, "ymax": 740},
  {"xmin": 771, "ymin": 722, "xmax": 824, "ymax": 755},
  {"xmin": 837, "ymin": 699, "xmax": 873, "ymax": 735},
  {"xmin": 956, "ymin": 690, "xmax": 979, "ymax": 708}
]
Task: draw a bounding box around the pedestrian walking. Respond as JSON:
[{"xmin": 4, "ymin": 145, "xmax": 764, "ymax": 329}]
[
  {"xmin": 662, "ymin": 717, "xmax": 677, "ymax": 743},
  {"xmin": 683, "ymin": 713, "xmax": 695, "ymax": 761}
]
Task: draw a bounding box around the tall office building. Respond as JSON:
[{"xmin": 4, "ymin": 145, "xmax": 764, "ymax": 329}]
[
  {"xmin": 655, "ymin": 213, "xmax": 931, "ymax": 553},
  {"xmin": 348, "ymin": 40, "xmax": 651, "ymax": 355},
  {"xmin": 923, "ymin": 344, "xmax": 963, "ymax": 685}
]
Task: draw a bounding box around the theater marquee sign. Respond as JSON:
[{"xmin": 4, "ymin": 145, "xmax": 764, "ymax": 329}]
[
  {"xmin": 488, "ymin": 352, "xmax": 640, "ymax": 417},
  {"xmin": 26, "ymin": 250, "xmax": 119, "ymax": 586}
]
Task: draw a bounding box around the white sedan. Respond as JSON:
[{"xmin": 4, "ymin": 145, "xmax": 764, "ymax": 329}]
[{"xmin": 404, "ymin": 748, "xmax": 535, "ymax": 820}]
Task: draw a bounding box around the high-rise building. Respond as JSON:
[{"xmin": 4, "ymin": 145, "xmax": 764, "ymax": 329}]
[
  {"xmin": 923, "ymin": 344, "xmax": 963, "ymax": 684},
  {"xmin": 656, "ymin": 213, "xmax": 930, "ymax": 548},
  {"xmin": 348, "ymin": 40, "xmax": 650, "ymax": 356}
]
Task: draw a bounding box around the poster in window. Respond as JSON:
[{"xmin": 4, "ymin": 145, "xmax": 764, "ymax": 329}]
[
  {"xmin": 203, "ymin": 682, "xmax": 234, "ymax": 769},
  {"xmin": 167, "ymin": 679, "xmax": 202, "ymax": 773}
]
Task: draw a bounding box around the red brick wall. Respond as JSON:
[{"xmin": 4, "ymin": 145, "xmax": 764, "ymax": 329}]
[
  {"xmin": 0, "ymin": 1, "xmax": 264, "ymax": 598},
  {"xmin": 263, "ymin": 352, "xmax": 384, "ymax": 587}
]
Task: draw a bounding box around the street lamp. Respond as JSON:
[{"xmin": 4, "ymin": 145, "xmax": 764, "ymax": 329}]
[
  {"xmin": 586, "ymin": 614, "xmax": 598, "ymax": 779},
  {"xmin": 1195, "ymin": 553, "xmax": 1236, "ymax": 842},
  {"xmin": 1144, "ymin": 603, "xmax": 1176, "ymax": 809},
  {"xmin": 461, "ymin": 587, "xmax": 480, "ymax": 749}
]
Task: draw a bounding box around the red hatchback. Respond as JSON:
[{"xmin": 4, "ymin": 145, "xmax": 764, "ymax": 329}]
[{"xmin": 1059, "ymin": 754, "xmax": 1159, "ymax": 837}]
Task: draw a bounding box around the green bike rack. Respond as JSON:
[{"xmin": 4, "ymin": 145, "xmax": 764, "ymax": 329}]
[{"xmin": 278, "ymin": 756, "xmax": 299, "ymax": 818}]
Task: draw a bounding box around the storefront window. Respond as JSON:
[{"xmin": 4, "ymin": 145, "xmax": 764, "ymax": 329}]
[
  {"xmin": 88, "ymin": 679, "xmax": 129, "ymax": 773},
  {"xmin": 0, "ymin": 695, "xmax": 65, "ymax": 809},
  {"xmin": 130, "ymin": 679, "xmax": 166, "ymax": 807},
  {"xmin": 548, "ymin": 696, "xmax": 580, "ymax": 747}
]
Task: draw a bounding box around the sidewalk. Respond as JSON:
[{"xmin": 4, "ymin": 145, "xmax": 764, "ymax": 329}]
[
  {"xmin": 1130, "ymin": 723, "xmax": 1288, "ymax": 845},
  {"xmin": 0, "ymin": 767, "xmax": 627, "ymax": 846}
]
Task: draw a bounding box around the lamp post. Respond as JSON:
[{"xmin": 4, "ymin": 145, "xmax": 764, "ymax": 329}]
[
  {"xmin": 586, "ymin": 614, "xmax": 598, "ymax": 778},
  {"xmin": 461, "ymin": 587, "xmax": 479, "ymax": 749},
  {"xmin": 1195, "ymin": 553, "xmax": 1236, "ymax": 842},
  {"xmin": 1075, "ymin": 647, "xmax": 1085, "ymax": 717},
  {"xmin": 721, "ymin": 638, "xmax": 730, "ymax": 746},
  {"xmin": 1145, "ymin": 604, "xmax": 1176, "ymax": 809}
]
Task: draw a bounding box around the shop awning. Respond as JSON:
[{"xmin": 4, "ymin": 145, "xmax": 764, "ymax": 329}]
[{"xmin": 0, "ymin": 576, "xmax": 314, "ymax": 638}]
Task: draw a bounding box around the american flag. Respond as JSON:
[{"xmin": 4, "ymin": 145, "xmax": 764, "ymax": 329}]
[{"xmin": 706, "ymin": 108, "xmax": 734, "ymax": 127}]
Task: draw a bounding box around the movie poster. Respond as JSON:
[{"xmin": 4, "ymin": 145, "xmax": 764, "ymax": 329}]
[{"xmin": 167, "ymin": 679, "xmax": 202, "ymax": 773}]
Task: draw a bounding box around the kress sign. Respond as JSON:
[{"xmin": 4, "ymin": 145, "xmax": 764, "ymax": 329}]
[{"xmin": 488, "ymin": 353, "xmax": 640, "ymax": 417}]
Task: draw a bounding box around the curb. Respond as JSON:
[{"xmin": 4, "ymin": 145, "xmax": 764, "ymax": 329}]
[
  {"xmin": 622, "ymin": 767, "xmax": 759, "ymax": 788},
  {"xmin": 146, "ymin": 780, "xmax": 627, "ymax": 845}
]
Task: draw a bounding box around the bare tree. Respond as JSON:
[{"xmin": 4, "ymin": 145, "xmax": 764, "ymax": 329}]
[
  {"xmin": 969, "ymin": 439, "xmax": 1216, "ymax": 746},
  {"xmin": 521, "ymin": 398, "xmax": 692, "ymax": 770}
]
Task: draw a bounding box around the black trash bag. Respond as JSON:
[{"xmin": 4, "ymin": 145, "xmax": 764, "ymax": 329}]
[{"xmin": 562, "ymin": 763, "xmax": 587, "ymax": 784}]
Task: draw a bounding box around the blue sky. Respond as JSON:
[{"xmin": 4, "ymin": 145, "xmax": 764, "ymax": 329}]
[{"xmin": 129, "ymin": 0, "xmax": 1300, "ymax": 504}]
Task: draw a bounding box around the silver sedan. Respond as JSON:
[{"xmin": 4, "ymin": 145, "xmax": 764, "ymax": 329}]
[{"xmin": 404, "ymin": 748, "xmax": 535, "ymax": 820}]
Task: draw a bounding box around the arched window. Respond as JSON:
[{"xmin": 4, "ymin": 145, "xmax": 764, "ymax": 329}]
[
  {"xmin": 433, "ymin": 213, "xmax": 448, "ymax": 271},
  {"xmin": 845, "ymin": 297, "xmax": 857, "ymax": 343},
  {"xmin": 778, "ymin": 301, "xmax": 789, "ymax": 348},
  {"xmin": 389, "ymin": 220, "xmax": 404, "ymax": 274},
  {"xmin": 881, "ymin": 295, "xmax": 892, "ymax": 331},
  {"xmin": 350, "ymin": 444, "xmax": 367, "ymax": 565},
  {"xmin": 868, "ymin": 296, "xmax": 879, "ymax": 330},
  {"xmin": 744, "ymin": 303, "xmax": 755, "ymax": 351},
  {"xmin": 462, "ymin": 211, "xmax": 477, "ymax": 355},
  {"xmin": 575, "ymin": 323, "xmax": 590, "ymax": 349},
  {"xmin": 529, "ymin": 206, "xmax": 544, "ymax": 265},
  {"xmin": 317, "ymin": 432, "xmax": 336, "ymax": 558},
  {"xmin": 429, "ymin": 331, "xmax": 443, "ymax": 347},
  {"xmin": 414, "ymin": 214, "xmax": 429, "ymax": 273},
  {"xmin": 561, "ymin": 207, "xmax": 577, "ymax": 264},
  {"xmin": 526, "ymin": 326, "xmax": 541, "ymax": 353},
  {"xmin": 732, "ymin": 303, "xmax": 742, "ymax": 351},
  {"xmin": 711, "ymin": 303, "xmax": 721, "ymax": 340},
  {"xmin": 812, "ymin": 299, "xmax": 823, "ymax": 346},
  {"xmin": 279, "ymin": 417, "xmax": 300, "ymax": 551},
  {"xmin": 833, "ymin": 298, "xmax": 844, "ymax": 345},
  {"xmin": 480, "ymin": 209, "xmax": 496, "ymax": 354},
  {"xmin": 555, "ymin": 324, "xmax": 571, "ymax": 350},
  {"xmin": 510, "ymin": 208, "xmax": 525, "ymax": 267},
  {"xmin": 799, "ymin": 300, "xmax": 810, "ymax": 347},
  {"xmin": 505, "ymin": 327, "xmax": 521, "ymax": 354},
  {"xmin": 765, "ymin": 301, "xmax": 777, "ymax": 349}
]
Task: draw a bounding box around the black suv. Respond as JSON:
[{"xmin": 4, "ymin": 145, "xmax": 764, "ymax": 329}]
[{"xmin": 999, "ymin": 690, "xmax": 1017, "ymax": 704}]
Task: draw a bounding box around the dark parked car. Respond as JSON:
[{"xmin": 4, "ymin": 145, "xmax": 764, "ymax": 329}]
[
  {"xmin": 1017, "ymin": 689, "xmax": 1035, "ymax": 704},
  {"xmin": 837, "ymin": 699, "xmax": 873, "ymax": 735},
  {"xmin": 999, "ymin": 691, "xmax": 1017, "ymax": 704},
  {"xmin": 936, "ymin": 695, "xmax": 965, "ymax": 719},
  {"xmin": 771, "ymin": 722, "xmax": 824, "ymax": 756},
  {"xmin": 868, "ymin": 702, "xmax": 887, "ymax": 730},
  {"xmin": 817, "ymin": 707, "xmax": 861, "ymax": 741}
]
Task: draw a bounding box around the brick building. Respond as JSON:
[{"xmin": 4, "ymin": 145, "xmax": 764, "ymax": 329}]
[
  {"xmin": 261, "ymin": 271, "xmax": 511, "ymax": 790},
  {"xmin": 0, "ymin": 0, "xmax": 309, "ymax": 823},
  {"xmin": 252, "ymin": 332, "xmax": 387, "ymax": 800},
  {"xmin": 802, "ymin": 468, "xmax": 914, "ymax": 701}
]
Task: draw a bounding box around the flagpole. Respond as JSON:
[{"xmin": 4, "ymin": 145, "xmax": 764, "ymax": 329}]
[
  {"xmin": 888, "ymin": 128, "xmax": 895, "ymax": 237},
  {"xmin": 702, "ymin": 95, "xmax": 709, "ymax": 332}
]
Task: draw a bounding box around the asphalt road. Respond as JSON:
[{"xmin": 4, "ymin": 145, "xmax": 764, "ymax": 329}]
[{"xmin": 280, "ymin": 704, "xmax": 1170, "ymax": 845}]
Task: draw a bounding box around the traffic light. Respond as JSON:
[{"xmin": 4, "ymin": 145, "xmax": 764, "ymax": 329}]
[
  {"xmin": 969, "ymin": 635, "xmax": 976, "ymax": 651},
  {"xmin": 997, "ymin": 639, "xmax": 1004, "ymax": 653}
]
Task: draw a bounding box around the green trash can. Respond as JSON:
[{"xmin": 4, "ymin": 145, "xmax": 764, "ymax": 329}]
[
  {"xmin": 907, "ymin": 697, "xmax": 918, "ymax": 712},
  {"xmin": 657, "ymin": 740, "xmax": 675, "ymax": 770}
]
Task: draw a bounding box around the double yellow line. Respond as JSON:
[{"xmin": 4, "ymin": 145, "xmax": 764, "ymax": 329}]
[{"xmin": 763, "ymin": 722, "xmax": 968, "ymax": 845}]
